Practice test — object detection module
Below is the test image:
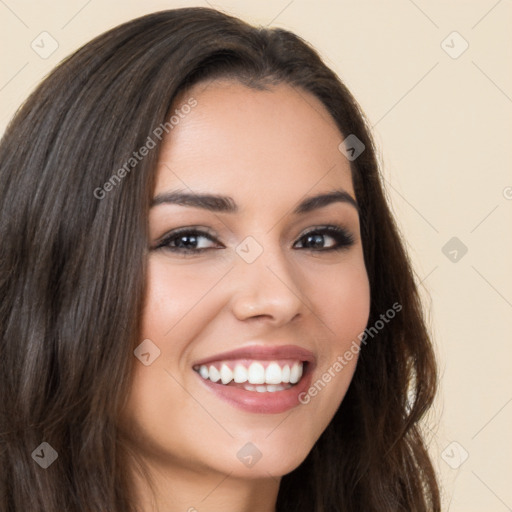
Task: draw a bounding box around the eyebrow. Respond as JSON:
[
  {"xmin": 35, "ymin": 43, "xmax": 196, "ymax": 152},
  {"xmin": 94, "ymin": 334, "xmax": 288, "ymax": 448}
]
[{"xmin": 151, "ymin": 189, "xmax": 358, "ymax": 214}]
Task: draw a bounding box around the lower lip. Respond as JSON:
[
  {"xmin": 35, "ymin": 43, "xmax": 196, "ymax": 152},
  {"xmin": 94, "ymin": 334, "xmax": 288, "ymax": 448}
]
[{"xmin": 195, "ymin": 364, "xmax": 314, "ymax": 414}]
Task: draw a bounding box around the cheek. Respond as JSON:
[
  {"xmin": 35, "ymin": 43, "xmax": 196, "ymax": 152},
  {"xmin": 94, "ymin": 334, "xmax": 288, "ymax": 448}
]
[
  {"xmin": 334, "ymin": 267, "xmax": 370, "ymax": 342},
  {"xmin": 299, "ymin": 258, "xmax": 370, "ymax": 414},
  {"xmin": 309, "ymin": 257, "xmax": 371, "ymax": 346},
  {"xmin": 139, "ymin": 256, "xmax": 225, "ymax": 340},
  {"xmin": 140, "ymin": 258, "xmax": 188, "ymax": 338}
]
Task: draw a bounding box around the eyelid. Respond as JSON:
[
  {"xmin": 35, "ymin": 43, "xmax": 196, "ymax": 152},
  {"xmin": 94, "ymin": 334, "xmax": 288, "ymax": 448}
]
[
  {"xmin": 152, "ymin": 223, "xmax": 355, "ymax": 254},
  {"xmin": 152, "ymin": 225, "xmax": 221, "ymax": 250},
  {"xmin": 294, "ymin": 224, "xmax": 355, "ymax": 247}
]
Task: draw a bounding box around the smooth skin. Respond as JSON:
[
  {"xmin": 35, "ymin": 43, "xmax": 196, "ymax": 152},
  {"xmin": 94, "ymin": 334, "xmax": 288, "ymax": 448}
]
[{"xmin": 120, "ymin": 80, "xmax": 371, "ymax": 512}]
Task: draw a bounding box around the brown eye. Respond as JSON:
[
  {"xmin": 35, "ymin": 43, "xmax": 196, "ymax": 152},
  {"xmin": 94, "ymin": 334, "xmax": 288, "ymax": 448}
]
[
  {"xmin": 154, "ymin": 228, "xmax": 222, "ymax": 255},
  {"xmin": 294, "ymin": 226, "xmax": 354, "ymax": 251}
]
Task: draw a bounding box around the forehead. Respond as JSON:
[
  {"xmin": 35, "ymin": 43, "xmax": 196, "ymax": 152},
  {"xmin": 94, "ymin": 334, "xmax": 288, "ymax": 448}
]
[{"xmin": 154, "ymin": 80, "xmax": 354, "ymax": 211}]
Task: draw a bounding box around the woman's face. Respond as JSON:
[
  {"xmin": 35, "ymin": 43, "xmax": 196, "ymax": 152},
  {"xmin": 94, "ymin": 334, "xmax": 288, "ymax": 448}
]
[{"xmin": 122, "ymin": 80, "xmax": 370, "ymax": 480}]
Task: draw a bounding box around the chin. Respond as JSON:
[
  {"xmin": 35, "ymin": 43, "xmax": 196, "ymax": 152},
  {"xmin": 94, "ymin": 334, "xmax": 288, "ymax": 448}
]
[
  {"xmin": 226, "ymin": 451, "xmax": 310, "ymax": 480},
  {"xmin": 220, "ymin": 432, "xmax": 315, "ymax": 478}
]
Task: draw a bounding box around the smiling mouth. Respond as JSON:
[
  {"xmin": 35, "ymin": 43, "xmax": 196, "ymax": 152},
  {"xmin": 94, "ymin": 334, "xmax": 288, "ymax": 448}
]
[
  {"xmin": 192, "ymin": 359, "xmax": 305, "ymax": 393},
  {"xmin": 191, "ymin": 345, "xmax": 315, "ymax": 413}
]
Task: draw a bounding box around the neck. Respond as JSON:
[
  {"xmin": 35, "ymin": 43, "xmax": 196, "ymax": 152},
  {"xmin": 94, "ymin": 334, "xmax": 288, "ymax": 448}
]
[{"xmin": 129, "ymin": 459, "xmax": 281, "ymax": 512}]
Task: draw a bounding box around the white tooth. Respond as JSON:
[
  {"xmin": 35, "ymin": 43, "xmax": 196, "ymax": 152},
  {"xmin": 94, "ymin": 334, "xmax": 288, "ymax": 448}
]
[
  {"xmin": 209, "ymin": 365, "xmax": 220, "ymax": 383},
  {"xmin": 281, "ymin": 365, "xmax": 291, "ymax": 383},
  {"xmin": 256, "ymin": 385, "xmax": 267, "ymax": 392},
  {"xmin": 265, "ymin": 362, "xmax": 283, "ymax": 384},
  {"xmin": 199, "ymin": 365, "xmax": 209, "ymax": 379},
  {"xmin": 247, "ymin": 362, "xmax": 265, "ymax": 384},
  {"xmin": 266, "ymin": 384, "xmax": 282, "ymax": 392},
  {"xmin": 289, "ymin": 362, "xmax": 303, "ymax": 384},
  {"xmin": 243, "ymin": 384, "xmax": 257, "ymax": 391},
  {"xmin": 220, "ymin": 364, "xmax": 233, "ymax": 385},
  {"xmin": 233, "ymin": 364, "xmax": 248, "ymax": 383}
]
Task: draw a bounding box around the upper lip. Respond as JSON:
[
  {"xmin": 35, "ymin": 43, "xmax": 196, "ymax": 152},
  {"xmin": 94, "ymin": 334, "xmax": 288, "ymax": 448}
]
[{"xmin": 192, "ymin": 344, "xmax": 316, "ymax": 367}]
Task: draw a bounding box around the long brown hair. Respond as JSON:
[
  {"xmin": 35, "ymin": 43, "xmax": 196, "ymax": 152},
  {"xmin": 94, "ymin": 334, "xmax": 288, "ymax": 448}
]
[{"xmin": 0, "ymin": 7, "xmax": 440, "ymax": 511}]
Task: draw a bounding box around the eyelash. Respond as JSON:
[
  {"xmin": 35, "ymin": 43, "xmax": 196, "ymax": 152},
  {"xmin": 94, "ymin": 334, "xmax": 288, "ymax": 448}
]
[{"xmin": 153, "ymin": 225, "xmax": 355, "ymax": 256}]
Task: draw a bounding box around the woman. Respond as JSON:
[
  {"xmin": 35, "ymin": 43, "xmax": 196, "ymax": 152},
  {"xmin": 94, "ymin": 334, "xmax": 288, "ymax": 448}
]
[{"xmin": 0, "ymin": 7, "xmax": 440, "ymax": 511}]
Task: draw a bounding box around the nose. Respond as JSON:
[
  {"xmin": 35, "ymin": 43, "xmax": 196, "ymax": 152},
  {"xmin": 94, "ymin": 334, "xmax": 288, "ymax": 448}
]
[{"xmin": 229, "ymin": 242, "xmax": 306, "ymax": 326}]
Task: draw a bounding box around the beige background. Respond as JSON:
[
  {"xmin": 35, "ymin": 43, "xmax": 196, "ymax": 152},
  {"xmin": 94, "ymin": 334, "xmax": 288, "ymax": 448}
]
[{"xmin": 1, "ymin": 1, "xmax": 511, "ymax": 510}]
